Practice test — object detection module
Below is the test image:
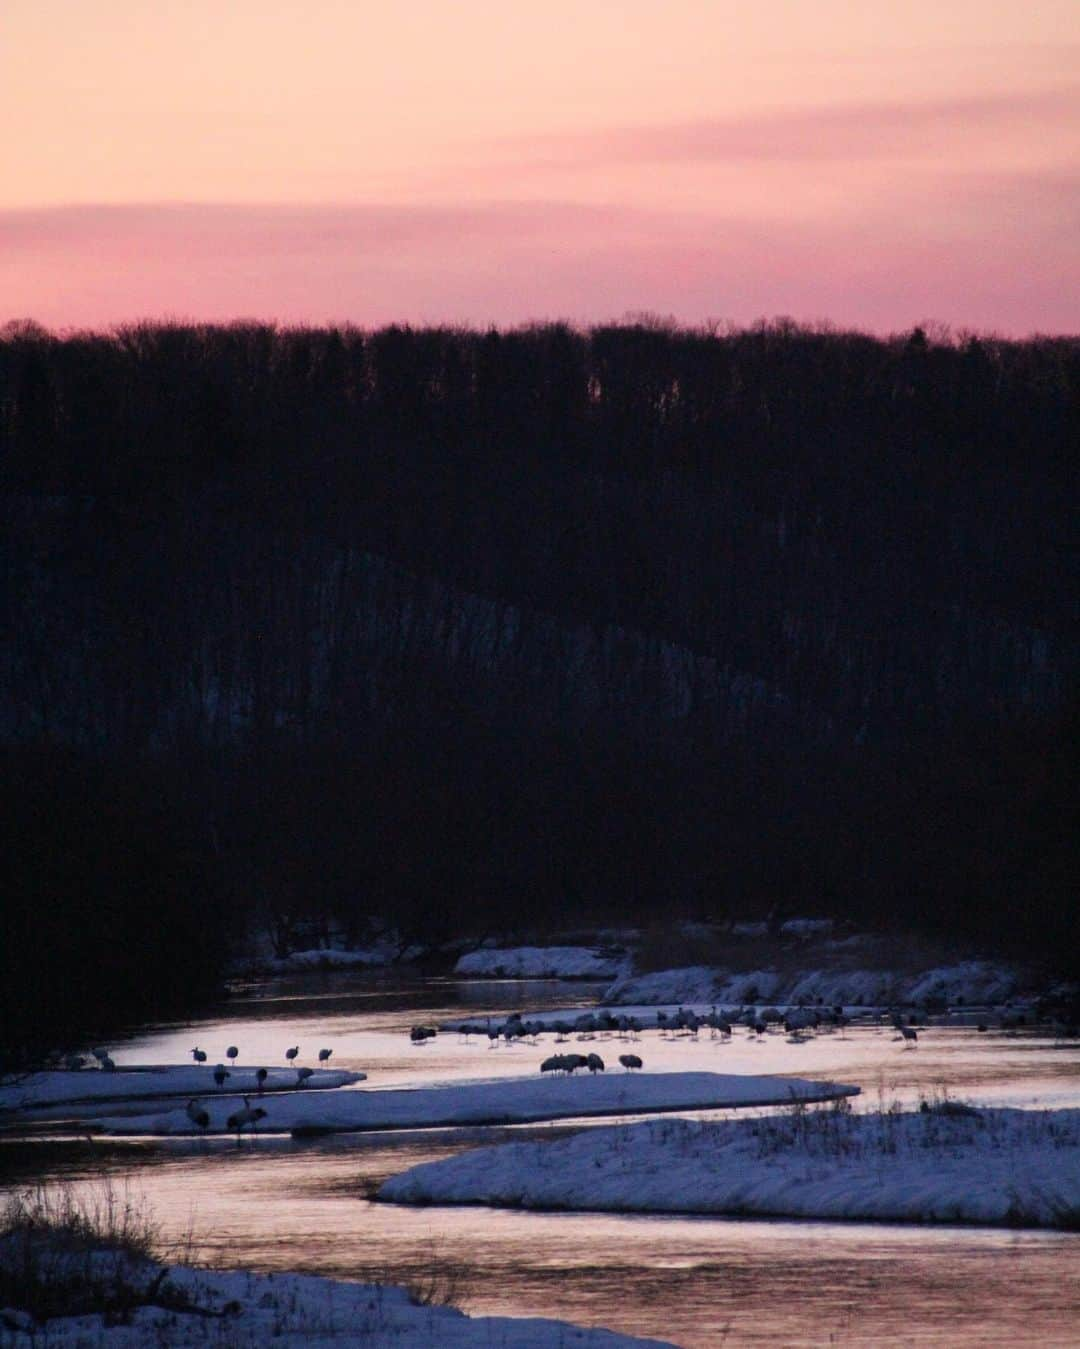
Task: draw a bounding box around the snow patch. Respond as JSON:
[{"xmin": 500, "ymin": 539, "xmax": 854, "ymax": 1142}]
[
  {"xmin": 604, "ymin": 959, "xmax": 1021, "ymax": 1009},
  {"xmin": 601, "ymin": 966, "xmax": 719, "ymax": 1005},
  {"xmin": 0, "ymin": 1256, "xmax": 673, "ymax": 1346},
  {"xmin": 454, "ymin": 946, "xmax": 629, "ymax": 980},
  {"xmin": 781, "ymin": 918, "xmax": 835, "ymax": 937},
  {"xmin": 270, "ymin": 941, "xmax": 425, "ymax": 971},
  {"xmin": 783, "ymin": 968, "xmax": 902, "ymax": 1007},
  {"xmin": 381, "ymin": 1105, "xmax": 1080, "ymax": 1228},
  {"xmin": 91, "ymin": 1072, "xmax": 857, "ymax": 1137},
  {"xmin": 0, "ymin": 1066, "xmax": 363, "ymax": 1113},
  {"xmin": 605, "ymin": 967, "xmax": 783, "ymax": 1006},
  {"xmin": 906, "ymin": 961, "xmax": 1018, "ymax": 1007}
]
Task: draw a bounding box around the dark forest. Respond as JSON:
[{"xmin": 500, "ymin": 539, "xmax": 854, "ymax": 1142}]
[{"xmin": 2, "ymin": 319, "xmax": 1076, "ymax": 1061}]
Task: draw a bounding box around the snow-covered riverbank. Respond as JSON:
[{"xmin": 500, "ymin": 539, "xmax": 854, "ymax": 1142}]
[
  {"xmin": 87, "ymin": 1071, "xmax": 857, "ymax": 1136},
  {"xmin": 381, "ymin": 1103, "xmax": 1080, "ymax": 1229},
  {"xmin": 222, "ymin": 927, "xmax": 1057, "ymax": 1028},
  {"xmin": 0, "ymin": 1254, "xmax": 674, "ymax": 1347},
  {"xmin": 603, "ymin": 959, "xmax": 1025, "ymax": 1010},
  {"xmin": 454, "ymin": 945, "xmax": 629, "ymax": 980}
]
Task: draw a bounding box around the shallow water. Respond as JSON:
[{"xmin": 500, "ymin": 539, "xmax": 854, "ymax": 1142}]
[{"xmin": 4, "ymin": 971, "xmax": 1079, "ymax": 1347}]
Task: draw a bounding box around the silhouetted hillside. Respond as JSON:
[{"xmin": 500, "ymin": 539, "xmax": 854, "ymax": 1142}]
[{"xmin": 1, "ymin": 319, "xmax": 1076, "ymax": 1057}]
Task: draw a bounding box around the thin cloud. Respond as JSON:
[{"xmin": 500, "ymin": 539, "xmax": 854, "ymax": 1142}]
[
  {"xmin": 498, "ymin": 86, "xmax": 1080, "ymax": 166},
  {"xmin": 1, "ymin": 179, "xmax": 1076, "ymax": 334},
  {"xmin": 0, "ymin": 201, "xmax": 647, "ymax": 252}
]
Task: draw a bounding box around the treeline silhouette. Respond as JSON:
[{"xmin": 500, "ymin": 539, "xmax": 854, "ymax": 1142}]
[{"xmin": 1, "ymin": 318, "xmax": 1076, "ymax": 1061}]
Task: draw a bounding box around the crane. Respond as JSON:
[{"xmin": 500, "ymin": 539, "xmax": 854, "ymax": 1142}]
[
  {"xmin": 226, "ymin": 1096, "xmax": 267, "ymax": 1135},
  {"xmin": 185, "ymin": 1099, "xmax": 210, "ymax": 1130}
]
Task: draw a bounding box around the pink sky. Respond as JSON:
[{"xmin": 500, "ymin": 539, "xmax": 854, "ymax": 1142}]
[{"xmin": 2, "ymin": 1, "xmax": 1077, "ymax": 333}]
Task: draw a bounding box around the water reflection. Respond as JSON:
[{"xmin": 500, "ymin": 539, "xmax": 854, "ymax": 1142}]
[
  {"xmin": 3, "ymin": 1131, "xmax": 1077, "ymax": 1347},
  {"xmin": 3, "ymin": 972, "xmax": 1079, "ymax": 1347}
]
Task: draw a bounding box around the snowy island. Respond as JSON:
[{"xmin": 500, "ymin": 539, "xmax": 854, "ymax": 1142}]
[
  {"xmin": 381, "ymin": 1101, "xmax": 1080, "ymax": 1230},
  {"xmin": 0, "ymin": 1065, "xmax": 363, "ymax": 1113},
  {"xmin": 1, "ymin": 1068, "xmax": 859, "ymax": 1136}
]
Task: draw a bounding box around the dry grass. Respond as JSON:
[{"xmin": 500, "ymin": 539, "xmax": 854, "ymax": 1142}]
[
  {"xmin": 360, "ymin": 1237, "xmax": 469, "ymax": 1309},
  {"xmin": 0, "ymin": 1180, "xmax": 202, "ymax": 1327}
]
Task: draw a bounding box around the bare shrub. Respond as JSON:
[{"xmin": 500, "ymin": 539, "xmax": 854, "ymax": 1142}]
[
  {"xmin": 367, "ymin": 1238, "xmax": 469, "ymax": 1309},
  {"xmin": 0, "ymin": 1180, "xmax": 201, "ymax": 1327}
]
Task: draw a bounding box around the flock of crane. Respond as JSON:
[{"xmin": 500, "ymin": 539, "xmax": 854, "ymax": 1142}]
[
  {"xmin": 180, "ymin": 1042, "xmax": 338, "ymax": 1137},
  {"xmin": 442, "ymin": 1003, "xmax": 877, "ymax": 1054},
  {"xmin": 184, "ymin": 1095, "xmax": 266, "ymax": 1134},
  {"xmin": 73, "ymin": 1004, "xmax": 923, "ymax": 1141},
  {"xmin": 541, "ymin": 1052, "xmax": 643, "ymax": 1074},
  {"xmin": 187, "ymin": 1005, "xmax": 914, "ymax": 1073},
  {"xmin": 412, "ymin": 1004, "xmax": 923, "ymax": 1074},
  {"xmin": 187, "ymin": 1042, "xmax": 335, "ymax": 1087}
]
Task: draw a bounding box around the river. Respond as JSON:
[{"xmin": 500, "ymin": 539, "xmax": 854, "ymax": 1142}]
[{"xmin": 3, "ymin": 970, "xmax": 1078, "ymax": 1346}]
